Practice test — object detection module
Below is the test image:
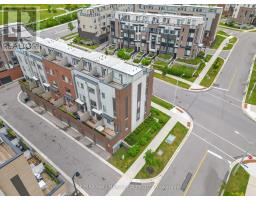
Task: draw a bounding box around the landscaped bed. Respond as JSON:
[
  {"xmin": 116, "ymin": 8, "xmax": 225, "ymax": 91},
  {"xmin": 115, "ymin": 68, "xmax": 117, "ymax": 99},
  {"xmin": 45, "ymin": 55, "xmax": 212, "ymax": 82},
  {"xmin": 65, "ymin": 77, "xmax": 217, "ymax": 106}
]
[
  {"xmin": 200, "ymin": 57, "xmax": 224, "ymax": 87},
  {"xmin": 204, "ymin": 54, "xmax": 213, "ymax": 62},
  {"xmin": 245, "ymin": 60, "xmax": 256, "ymax": 105},
  {"xmin": 105, "ymin": 46, "xmax": 116, "ymax": 55},
  {"xmin": 117, "ymin": 48, "xmax": 134, "ymax": 60},
  {"xmin": 152, "ymin": 96, "xmax": 173, "ymax": 110},
  {"xmin": 72, "ymin": 36, "xmax": 99, "ymax": 49},
  {"xmin": 176, "ymin": 57, "xmax": 201, "ymax": 65},
  {"xmin": 108, "ymin": 108, "xmax": 170, "ymax": 172},
  {"xmin": 135, "ymin": 122, "xmax": 188, "ymax": 179},
  {"xmin": 154, "ymin": 73, "xmax": 190, "ymax": 89},
  {"xmin": 61, "ymin": 32, "xmax": 78, "ymax": 41},
  {"xmin": 133, "ymin": 52, "xmax": 144, "ymax": 63},
  {"xmin": 222, "ymin": 164, "xmax": 249, "ymax": 196},
  {"xmin": 157, "ymin": 53, "xmax": 172, "ymax": 60},
  {"xmin": 211, "ymin": 34, "xmax": 226, "ymax": 49},
  {"xmin": 223, "ymin": 37, "xmax": 238, "ymax": 50}
]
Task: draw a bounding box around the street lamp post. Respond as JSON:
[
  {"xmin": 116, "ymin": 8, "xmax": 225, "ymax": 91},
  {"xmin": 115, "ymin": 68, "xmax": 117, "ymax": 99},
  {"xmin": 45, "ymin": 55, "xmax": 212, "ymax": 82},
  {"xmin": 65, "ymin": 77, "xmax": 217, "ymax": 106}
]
[
  {"xmin": 173, "ymin": 73, "xmax": 185, "ymax": 105},
  {"xmin": 72, "ymin": 171, "xmax": 80, "ymax": 196}
]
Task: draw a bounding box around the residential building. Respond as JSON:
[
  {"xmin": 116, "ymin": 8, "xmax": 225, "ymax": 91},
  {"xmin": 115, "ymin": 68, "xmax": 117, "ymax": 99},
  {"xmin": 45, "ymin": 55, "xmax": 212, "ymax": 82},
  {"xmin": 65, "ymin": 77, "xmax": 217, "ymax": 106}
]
[
  {"xmin": 0, "ymin": 23, "xmax": 31, "ymax": 85},
  {"xmin": 77, "ymin": 4, "xmax": 134, "ymax": 43},
  {"xmin": 0, "ymin": 133, "xmax": 43, "ymax": 196},
  {"xmin": 134, "ymin": 4, "xmax": 223, "ymax": 45},
  {"xmin": 231, "ymin": 4, "xmax": 256, "ymax": 25},
  {"xmin": 110, "ymin": 12, "xmax": 205, "ymax": 58},
  {"xmin": 16, "ymin": 37, "xmax": 153, "ymax": 147},
  {"xmin": 77, "ymin": 4, "xmax": 222, "ymax": 46},
  {"xmin": 0, "ymin": 127, "xmax": 67, "ymax": 196}
]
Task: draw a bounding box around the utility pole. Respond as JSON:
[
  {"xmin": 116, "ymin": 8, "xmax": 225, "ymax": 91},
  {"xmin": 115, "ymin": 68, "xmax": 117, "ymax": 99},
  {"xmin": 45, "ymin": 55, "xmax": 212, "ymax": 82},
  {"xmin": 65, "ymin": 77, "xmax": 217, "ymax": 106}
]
[{"xmin": 72, "ymin": 171, "xmax": 81, "ymax": 196}]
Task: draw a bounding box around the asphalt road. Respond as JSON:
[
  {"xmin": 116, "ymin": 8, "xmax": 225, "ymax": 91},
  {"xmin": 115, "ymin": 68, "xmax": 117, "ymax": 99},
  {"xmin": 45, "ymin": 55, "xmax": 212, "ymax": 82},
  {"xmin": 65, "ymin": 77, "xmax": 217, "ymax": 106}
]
[
  {"xmin": 37, "ymin": 20, "xmax": 78, "ymax": 40},
  {"xmin": 151, "ymin": 30, "xmax": 256, "ymax": 195},
  {"xmin": 0, "ymin": 83, "xmax": 120, "ymax": 196}
]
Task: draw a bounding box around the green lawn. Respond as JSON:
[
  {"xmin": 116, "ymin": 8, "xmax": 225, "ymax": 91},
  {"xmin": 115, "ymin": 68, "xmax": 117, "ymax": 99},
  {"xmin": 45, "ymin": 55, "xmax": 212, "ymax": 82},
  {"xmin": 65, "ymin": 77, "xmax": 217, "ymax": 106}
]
[
  {"xmin": 136, "ymin": 122, "xmax": 188, "ymax": 179},
  {"xmin": 152, "ymin": 60, "xmax": 169, "ymax": 68},
  {"xmin": 108, "ymin": 108, "xmax": 170, "ymax": 172},
  {"xmin": 176, "ymin": 57, "xmax": 201, "ymax": 65},
  {"xmin": 211, "ymin": 35, "xmax": 226, "ymax": 49},
  {"xmin": 217, "ymin": 30, "xmax": 230, "ymax": 37},
  {"xmin": 154, "ymin": 73, "xmax": 190, "ymax": 89},
  {"xmin": 245, "ymin": 61, "xmax": 256, "ymax": 105},
  {"xmin": 185, "ymin": 62, "xmax": 206, "ymax": 82},
  {"xmin": 223, "ymin": 165, "xmax": 249, "ymax": 196},
  {"xmin": 200, "ymin": 57, "xmax": 224, "ymax": 87},
  {"xmin": 158, "ymin": 53, "xmax": 172, "ymax": 60},
  {"xmin": 152, "ymin": 96, "xmax": 173, "ymax": 110},
  {"xmin": 0, "ymin": 9, "xmax": 66, "ymax": 25},
  {"xmin": 223, "ymin": 37, "xmax": 238, "ymax": 50},
  {"xmin": 204, "ymin": 54, "xmax": 213, "ymax": 62}
]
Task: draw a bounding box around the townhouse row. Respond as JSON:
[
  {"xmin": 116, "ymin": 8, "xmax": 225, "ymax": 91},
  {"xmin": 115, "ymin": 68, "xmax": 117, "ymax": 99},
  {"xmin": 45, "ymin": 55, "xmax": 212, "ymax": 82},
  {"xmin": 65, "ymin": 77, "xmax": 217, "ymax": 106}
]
[
  {"xmin": 220, "ymin": 4, "xmax": 256, "ymax": 25},
  {"xmin": 15, "ymin": 37, "xmax": 153, "ymax": 151},
  {"xmin": 77, "ymin": 4, "xmax": 223, "ymax": 54},
  {"xmin": 110, "ymin": 11, "xmax": 205, "ymax": 58}
]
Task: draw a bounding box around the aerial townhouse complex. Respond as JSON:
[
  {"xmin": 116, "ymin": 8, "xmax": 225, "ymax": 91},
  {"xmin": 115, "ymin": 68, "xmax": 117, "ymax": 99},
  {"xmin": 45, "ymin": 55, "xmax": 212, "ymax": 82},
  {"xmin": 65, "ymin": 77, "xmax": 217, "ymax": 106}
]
[
  {"xmin": 77, "ymin": 4, "xmax": 134, "ymax": 43},
  {"xmin": 0, "ymin": 23, "xmax": 29, "ymax": 85},
  {"xmin": 78, "ymin": 4, "xmax": 222, "ymax": 49},
  {"xmin": 231, "ymin": 4, "xmax": 256, "ymax": 25},
  {"xmin": 15, "ymin": 37, "xmax": 153, "ymax": 153},
  {"xmin": 110, "ymin": 12, "xmax": 205, "ymax": 58}
]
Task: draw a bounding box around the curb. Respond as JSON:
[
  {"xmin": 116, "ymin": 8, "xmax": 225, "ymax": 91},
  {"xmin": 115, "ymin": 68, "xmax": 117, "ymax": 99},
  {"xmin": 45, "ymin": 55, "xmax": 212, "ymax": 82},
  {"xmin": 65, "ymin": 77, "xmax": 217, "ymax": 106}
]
[
  {"xmin": 17, "ymin": 91, "xmax": 124, "ymax": 176},
  {"xmin": 241, "ymin": 55, "xmax": 256, "ymax": 123}
]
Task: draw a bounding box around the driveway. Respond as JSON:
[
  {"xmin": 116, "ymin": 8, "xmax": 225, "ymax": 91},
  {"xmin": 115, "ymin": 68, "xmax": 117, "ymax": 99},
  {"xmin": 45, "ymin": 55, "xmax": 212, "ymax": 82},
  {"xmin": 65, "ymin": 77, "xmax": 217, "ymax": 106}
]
[{"xmin": 0, "ymin": 82, "xmax": 121, "ymax": 196}]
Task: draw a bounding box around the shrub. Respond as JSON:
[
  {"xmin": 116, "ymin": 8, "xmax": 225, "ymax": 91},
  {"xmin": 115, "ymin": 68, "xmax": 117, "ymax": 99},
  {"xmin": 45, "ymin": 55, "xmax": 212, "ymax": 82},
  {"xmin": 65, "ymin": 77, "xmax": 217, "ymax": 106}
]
[
  {"xmin": 127, "ymin": 145, "xmax": 140, "ymax": 157},
  {"xmin": 117, "ymin": 49, "xmax": 131, "ymax": 60},
  {"xmin": 141, "ymin": 58, "xmax": 151, "ymax": 66},
  {"xmin": 197, "ymin": 51, "xmax": 205, "ymax": 59},
  {"xmin": 144, "ymin": 150, "xmax": 157, "ymax": 166}
]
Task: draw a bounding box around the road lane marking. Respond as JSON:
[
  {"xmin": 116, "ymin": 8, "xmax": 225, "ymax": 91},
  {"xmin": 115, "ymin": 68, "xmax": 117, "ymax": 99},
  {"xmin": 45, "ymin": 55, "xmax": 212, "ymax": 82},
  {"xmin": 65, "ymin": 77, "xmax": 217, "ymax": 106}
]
[
  {"xmin": 208, "ymin": 150, "xmax": 223, "ymax": 160},
  {"xmin": 194, "ymin": 122, "xmax": 246, "ymax": 154},
  {"xmin": 206, "ymin": 92, "xmax": 241, "ymax": 109},
  {"xmin": 212, "ymin": 86, "xmax": 229, "ymax": 92},
  {"xmin": 234, "ymin": 130, "xmax": 240, "ymax": 135},
  {"xmin": 228, "ymin": 68, "xmax": 238, "ymax": 91},
  {"xmin": 192, "ymin": 132, "xmax": 235, "ymax": 161},
  {"xmin": 183, "ymin": 151, "xmax": 208, "ymax": 196}
]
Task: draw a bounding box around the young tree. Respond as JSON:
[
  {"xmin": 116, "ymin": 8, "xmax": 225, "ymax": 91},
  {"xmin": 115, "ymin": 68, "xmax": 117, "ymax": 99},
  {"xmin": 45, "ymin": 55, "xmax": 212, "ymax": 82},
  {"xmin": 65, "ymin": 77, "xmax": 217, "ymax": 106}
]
[
  {"xmin": 144, "ymin": 150, "xmax": 156, "ymax": 166},
  {"xmin": 68, "ymin": 22, "xmax": 75, "ymax": 32}
]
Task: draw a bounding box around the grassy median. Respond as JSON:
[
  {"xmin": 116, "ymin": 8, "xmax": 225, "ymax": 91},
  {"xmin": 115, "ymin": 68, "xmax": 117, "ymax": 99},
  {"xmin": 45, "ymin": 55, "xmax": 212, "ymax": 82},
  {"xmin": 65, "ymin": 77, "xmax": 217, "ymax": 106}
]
[
  {"xmin": 211, "ymin": 35, "xmax": 226, "ymax": 49},
  {"xmin": 154, "ymin": 73, "xmax": 190, "ymax": 89},
  {"xmin": 108, "ymin": 108, "xmax": 170, "ymax": 172},
  {"xmin": 200, "ymin": 57, "xmax": 224, "ymax": 88},
  {"xmin": 222, "ymin": 164, "xmax": 249, "ymax": 196},
  {"xmin": 135, "ymin": 122, "xmax": 188, "ymax": 179},
  {"xmin": 152, "ymin": 96, "xmax": 173, "ymax": 110},
  {"xmin": 245, "ymin": 60, "xmax": 256, "ymax": 105}
]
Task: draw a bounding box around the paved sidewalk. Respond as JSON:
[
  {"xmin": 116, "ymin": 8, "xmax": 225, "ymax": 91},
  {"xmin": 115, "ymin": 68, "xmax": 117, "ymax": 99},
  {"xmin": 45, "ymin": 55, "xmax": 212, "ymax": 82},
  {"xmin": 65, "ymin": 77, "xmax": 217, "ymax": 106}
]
[
  {"xmin": 107, "ymin": 102, "xmax": 192, "ymax": 196},
  {"xmin": 191, "ymin": 36, "xmax": 232, "ymax": 89},
  {"xmin": 246, "ymin": 176, "xmax": 256, "ymax": 196}
]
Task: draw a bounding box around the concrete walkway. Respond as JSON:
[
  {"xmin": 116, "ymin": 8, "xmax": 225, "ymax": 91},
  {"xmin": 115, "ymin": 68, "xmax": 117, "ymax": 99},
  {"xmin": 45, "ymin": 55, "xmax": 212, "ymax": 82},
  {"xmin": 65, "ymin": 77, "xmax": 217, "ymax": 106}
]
[
  {"xmin": 191, "ymin": 36, "xmax": 232, "ymax": 89},
  {"xmin": 107, "ymin": 102, "xmax": 191, "ymax": 196},
  {"xmin": 246, "ymin": 176, "xmax": 256, "ymax": 196}
]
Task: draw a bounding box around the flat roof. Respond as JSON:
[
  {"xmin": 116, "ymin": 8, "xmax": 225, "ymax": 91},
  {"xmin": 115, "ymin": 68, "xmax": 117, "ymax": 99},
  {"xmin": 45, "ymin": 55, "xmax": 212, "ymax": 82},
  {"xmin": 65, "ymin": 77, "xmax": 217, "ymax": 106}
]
[
  {"xmin": 141, "ymin": 4, "xmax": 222, "ymax": 9},
  {"xmin": 36, "ymin": 37, "xmax": 142, "ymax": 76}
]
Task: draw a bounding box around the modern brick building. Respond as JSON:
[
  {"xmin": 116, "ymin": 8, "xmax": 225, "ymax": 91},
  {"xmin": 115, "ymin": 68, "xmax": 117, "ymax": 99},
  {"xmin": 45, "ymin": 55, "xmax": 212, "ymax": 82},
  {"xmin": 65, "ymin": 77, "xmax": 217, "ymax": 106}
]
[
  {"xmin": 77, "ymin": 4, "xmax": 134, "ymax": 43},
  {"xmin": 77, "ymin": 4, "xmax": 222, "ymax": 46},
  {"xmin": 110, "ymin": 12, "xmax": 205, "ymax": 58},
  {"xmin": 231, "ymin": 4, "xmax": 256, "ymax": 25},
  {"xmin": 134, "ymin": 4, "xmax": 223, "ymax": 46},
  {"xmin": 16, "ymin": 37, "xmax": 153, "ymax": 146},
  {"xmin": 0, "ymin": 23, "xmax": 32, "ymax": 85}
]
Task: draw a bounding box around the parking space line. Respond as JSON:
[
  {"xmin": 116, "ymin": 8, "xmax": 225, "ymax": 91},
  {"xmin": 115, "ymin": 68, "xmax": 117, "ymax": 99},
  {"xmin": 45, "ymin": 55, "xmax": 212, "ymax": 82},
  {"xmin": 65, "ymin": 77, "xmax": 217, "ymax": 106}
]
[
  {"xmin": 183, "ymin": 151, "xmax": 208, "ymax": 196},
  {"xmin": 208, "ymin": 150, "xmax": 223, "ymax": 160}
]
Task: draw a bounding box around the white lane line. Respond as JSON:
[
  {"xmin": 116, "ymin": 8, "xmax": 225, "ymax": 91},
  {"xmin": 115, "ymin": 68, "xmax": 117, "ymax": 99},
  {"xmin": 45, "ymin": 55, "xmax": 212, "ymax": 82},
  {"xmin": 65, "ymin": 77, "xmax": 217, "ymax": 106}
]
[
  {"xmin": 0, "ymin": 115, "xmax": 88, "ymax": 196},
  {"xmin": 206, "ymin": 92, "xmax": 241, "ymax": 109},
  {"xmin": 234, "ymin": 130, "xmax": 240, "ymax": 135},
  {"xmin": 208, "ymin": 150, "xmax": 223, "ymax": 160},
  {"xmin": 192, "ymin": 132, "xmax": 235, "ymax": 161},
  {"xmin": 17, "ymin": 91, "xmax": 124, "ymax": 176},
  {"xmin": 195, "ymin": 122, "xmax": 246, "ymax": 154},
  {"xmin": 212, "ymin": 86, "xmax": 229, "ymax": 92}
]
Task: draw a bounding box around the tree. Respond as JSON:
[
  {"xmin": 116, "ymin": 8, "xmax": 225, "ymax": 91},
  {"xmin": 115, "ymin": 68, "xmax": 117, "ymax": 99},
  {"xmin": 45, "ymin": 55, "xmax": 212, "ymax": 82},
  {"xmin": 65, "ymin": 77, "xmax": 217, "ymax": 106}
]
[
  {"xmin": 68, "ymin": 22, "xmax": 75, "ymax": 32},
  {"xmin": 144, "ymin": 150, "xmax": 157, "ymax": 166}
]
